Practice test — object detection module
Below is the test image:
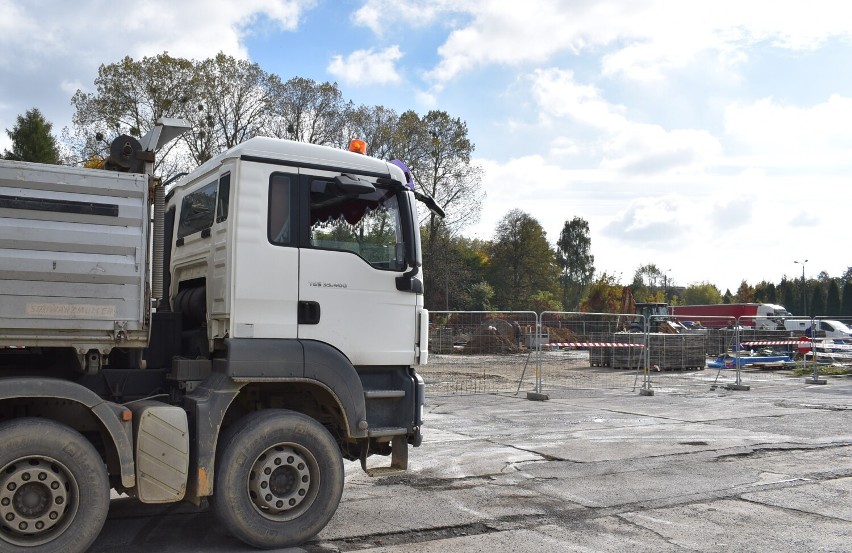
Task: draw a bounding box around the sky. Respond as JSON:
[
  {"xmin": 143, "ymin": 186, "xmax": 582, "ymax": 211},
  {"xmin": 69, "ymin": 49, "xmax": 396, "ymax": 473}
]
[{"xmin": 2, "ymin": 0, "xmax": 851, "ymax": 295}]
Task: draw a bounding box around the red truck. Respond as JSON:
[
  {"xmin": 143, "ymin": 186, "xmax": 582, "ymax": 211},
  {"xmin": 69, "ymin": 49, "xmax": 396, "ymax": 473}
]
[{"xmin": 670, "ymin": 303, "xmax": 790, "ymax": 330}]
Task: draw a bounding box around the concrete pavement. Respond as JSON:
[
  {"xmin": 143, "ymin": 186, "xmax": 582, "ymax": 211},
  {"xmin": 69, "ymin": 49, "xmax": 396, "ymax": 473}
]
[{"xmin": 91, "ymin": 375, "xmax": 852, "ymax": 552}]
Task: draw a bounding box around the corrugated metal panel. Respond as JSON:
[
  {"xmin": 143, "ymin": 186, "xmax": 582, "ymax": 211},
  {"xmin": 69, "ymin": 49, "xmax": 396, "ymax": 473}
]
[{"xmin": 0, "ymin": 160, "xmax": 149, "ymax": 348}]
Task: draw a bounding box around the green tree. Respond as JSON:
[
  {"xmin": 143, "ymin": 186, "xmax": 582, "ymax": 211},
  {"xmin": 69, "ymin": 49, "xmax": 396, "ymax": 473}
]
[
  {"xmin": 529, "ymin": 290, "xmax": 563, "ymax": 313},
  {"xmin": 580, "ymin": 273, "xmax": 623, "ymax": 313},
  {"xmin": 555, "ymin": 217, "xmax": 595, "ymax": 311},
  {"xmin": 487, "ymin": 209, "xmax": 558, "ymax": 310},
  {"xmin": 734, "ymin": 280, "xmax": 754, "ymax": 303},
  {"xmin": 682, "ymin": 282, "xmax": 723, "ymax": 305},
  {"xmin": 630, "ymin": 264, "xmax": 663, "ymax": 302},
  {"xmin": 268, "ymin": 76, "xmax": 349, "ymax": 146},
  {"xmin": 422, "ymin": 229, "xmax": 489, "ymax": 311},
  {"xmin": 396, "ymin": 110, "xmax": 484, "ymax": 311},
  {"xmin": 404, "ymin": 110, "xmax": 484, "ymax": 238},
  {"xmin": 188, "ymin": 53, "xmax": 277, "ymax": 163},
  {"xmin": 723, "ymin": 289, "xmax": 733, "ymax": 304},
  {"xmin": 810, "ymin": 284, "xmax": 826, "ymax": 316},
  {"xmin": 825, "ymin": 280, "xmax": 841, "ymax": 317},
  {"xmin": 343, "ymin": 104, "xmax": 399, "ymax": 160},
  {"xmin": 841, "ymin": 280, "xmax": 852, "ymax": 317},
  {"xmin": 468, "ymin": 281, "xmax": 495, "ymax": 311},
  {"xmin": 4, "ymin": 108, "xmax": 60, "ymax": 163},
  {"xmin": 753, "ymin": 281, "xmax": 777, "ymax": 304},
  {"xmin": 68, "ymin": 53, "xmax": 198, "ymax": 178},
  {"xmin": 782, "ymin": 284, "xmax": 798, "ymax": 315}
]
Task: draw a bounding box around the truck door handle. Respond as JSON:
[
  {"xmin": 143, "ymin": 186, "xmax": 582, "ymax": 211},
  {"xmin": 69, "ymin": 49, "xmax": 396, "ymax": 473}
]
[{"xmin": 298, "ymin": 301, "xmax": 321, "ymax": 325}]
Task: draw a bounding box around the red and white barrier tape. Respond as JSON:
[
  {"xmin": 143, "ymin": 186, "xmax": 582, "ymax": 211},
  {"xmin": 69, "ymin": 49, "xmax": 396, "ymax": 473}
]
[{"xmin": 547, "ymin": 342, "xmax": 645, "ymax": 348}]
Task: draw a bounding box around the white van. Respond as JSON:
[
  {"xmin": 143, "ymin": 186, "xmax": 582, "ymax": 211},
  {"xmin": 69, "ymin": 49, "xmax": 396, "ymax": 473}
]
[{"xmin": 784, "ymin": 319, "xmax": 852, "ymax": 339}]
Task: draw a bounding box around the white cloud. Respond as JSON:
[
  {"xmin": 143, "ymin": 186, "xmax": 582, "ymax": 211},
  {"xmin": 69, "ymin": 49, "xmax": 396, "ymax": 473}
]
[
  {"xmin": 0, "ymin": 1, "xmax": 315, "ymax": 66},
  {"xmin": 0, "ymin": 0, "xmax": 316, "ymax": 150},
  {"xmin": 724, "ymin": 94, "xmax": 852, "ymax": 167},
  {"xmin": 352, "ymin": 0, "xmax": 459, "ymax": 35},
  {"xmin": 60, "ymin": 80, "xmax": 86, "ymax": 96},
  {"xmin": 530, "ymin": 68, "xmax": 722, "ymax": 175},
  {"xmin": 602, "ymin": 195, "xmax": 703, "ymax": 245},
  {"xmin": 415, "ymin": 90, "xmax": 438, "ymax": 108},
  {"xmin": 467, "ymin": 150, "xmax": 852, "ymax": 292},
  {"xmin": 327, "ymin": 46, "xmax": 403, "ymax": 86},
  {"xmin": 350, "ymin": 1, "xmax": 852, "ymax": 87},
  {"xmin": 530, "ymin": 68, "xmax": 627, "ymax": 129}
]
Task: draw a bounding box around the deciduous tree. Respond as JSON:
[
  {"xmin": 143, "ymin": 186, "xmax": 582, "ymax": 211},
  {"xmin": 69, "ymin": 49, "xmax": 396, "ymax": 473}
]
[
  {"xmin": 69, "ymin": 53, "xmax": 196, "ymax": 177},
  {"xmin": 343, "ymin": 104, "xmax": 399, "ymax": 160},
  {"xmin": 556, "ymin": 217, "xmax": 594, "ymax": 311},
  {"xmin": 630, "ymin": 264, "xmax": 663, "ymax": 302},
  {"xmin": 487, "ymin": 210, "xmax": 558, "ymax": 310},
  {"xmin": 580, "ymin": 273, "xmax": 623, "ymax": 313},
  {"xmin": 188, "ymin": 53, "xmax": 276, "ymax": 163},
  {"xmin": 267, "ymin": 76, "xmax": 349, "ymax": 146},
  {"xmin": 682, "ymin": 282, "xmax": 723, "ymax": 305}
]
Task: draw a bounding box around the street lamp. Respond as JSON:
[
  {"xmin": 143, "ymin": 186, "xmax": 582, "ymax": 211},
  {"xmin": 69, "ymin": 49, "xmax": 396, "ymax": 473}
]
[{"xmin": 794, "ymin": 259, "xmax": 808, "ymax": 316}]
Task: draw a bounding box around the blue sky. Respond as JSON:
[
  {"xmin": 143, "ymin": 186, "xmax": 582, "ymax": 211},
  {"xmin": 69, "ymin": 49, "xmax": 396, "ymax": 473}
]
[{"xmin": 2, "ymin": 0, "xmax": 851, "ymax": 297}]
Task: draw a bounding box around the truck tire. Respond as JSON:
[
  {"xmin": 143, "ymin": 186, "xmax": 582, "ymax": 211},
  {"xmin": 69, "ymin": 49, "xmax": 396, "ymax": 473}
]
[
  {"xmin": 210, "ymin": 409, "xmax": 344, "ymax": 548},
  {"xmin": 0, "ymin": 418, "xmax": 109, "ymax": 553}
]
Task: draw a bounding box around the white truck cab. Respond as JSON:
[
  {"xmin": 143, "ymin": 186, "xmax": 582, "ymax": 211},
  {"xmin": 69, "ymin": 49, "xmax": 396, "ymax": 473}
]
[{"xmin": 168, "ymin": 137, "xmax": 429, "ymax": 367}]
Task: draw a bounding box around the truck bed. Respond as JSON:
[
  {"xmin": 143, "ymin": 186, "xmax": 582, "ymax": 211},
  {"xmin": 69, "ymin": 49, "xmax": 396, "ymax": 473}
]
[{"xmin": 0, "ymin": 160, "xmax": 149, "ymax": 350}]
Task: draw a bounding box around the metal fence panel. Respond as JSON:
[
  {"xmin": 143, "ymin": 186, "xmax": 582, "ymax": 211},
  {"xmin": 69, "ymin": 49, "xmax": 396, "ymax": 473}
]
[
  {"xmin": 422, "ymin": 311, "xmax": 850, "ymax": 398},
  {"xmin": 536, "ymin": 311, "xmax": 648, "ymax": 392},
  {"xmin": 423, "ymin": 311, "xmax": 538, "ymax": 395}
]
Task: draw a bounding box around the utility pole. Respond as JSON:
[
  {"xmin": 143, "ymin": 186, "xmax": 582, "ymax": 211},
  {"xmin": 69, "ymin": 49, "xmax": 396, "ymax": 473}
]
[{"xmin": 794, "ymin": 259, "xmax": 808, "ymax": 316}]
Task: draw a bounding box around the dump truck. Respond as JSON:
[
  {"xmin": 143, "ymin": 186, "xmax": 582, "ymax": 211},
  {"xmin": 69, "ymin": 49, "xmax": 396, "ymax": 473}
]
[{"xmin": 0, "ymin": 120, "xmax": 440, "ymax": 552}]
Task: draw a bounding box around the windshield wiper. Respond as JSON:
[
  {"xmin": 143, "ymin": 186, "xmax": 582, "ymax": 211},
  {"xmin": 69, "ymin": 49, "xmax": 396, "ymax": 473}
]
[
  {"xmin": 376, "ymin": 177, "xmax": 446, "ymax": 218},
  {"xmin": 412, "ymin": 189, "xmax": 445, "ymax": 218}
]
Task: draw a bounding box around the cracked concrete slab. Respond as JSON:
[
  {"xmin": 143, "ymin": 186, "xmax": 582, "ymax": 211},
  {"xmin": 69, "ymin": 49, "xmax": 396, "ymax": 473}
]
[
  {"xmin": 742, "ymin": 476, "xmax": 852, "ymax": 522},
  {"xmin": 90, "ymin": 375, "xmax": 852, "ymax": 553}
]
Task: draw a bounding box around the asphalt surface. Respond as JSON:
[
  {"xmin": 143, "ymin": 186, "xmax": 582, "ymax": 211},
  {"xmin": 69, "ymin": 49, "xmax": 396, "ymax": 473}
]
[{"xmin": 90, "ymin": 374, "xmax": 852, "ymax": 552}]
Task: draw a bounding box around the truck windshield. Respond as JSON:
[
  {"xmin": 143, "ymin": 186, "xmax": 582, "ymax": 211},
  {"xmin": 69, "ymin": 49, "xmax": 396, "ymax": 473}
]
[{"xmin": 309, "ymin": 179, "xmax": 407, "ymax": 271}]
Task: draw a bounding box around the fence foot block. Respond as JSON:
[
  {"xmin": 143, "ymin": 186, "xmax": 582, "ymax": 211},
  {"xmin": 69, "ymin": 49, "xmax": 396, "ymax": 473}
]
[
  {"xmin": 639, "ymin": 388, "xmax": 655, "ymax": 396},
  {"xmin": 724, "ymin": 383, "xmax": 751, "ymax": 391},
  {"xmin": 526, "ymin": 391, "xmax": 550, "ymax": 401},
  {"xmin": 805, "ymin": 378, "xmax": 828, "ymax": 385}
]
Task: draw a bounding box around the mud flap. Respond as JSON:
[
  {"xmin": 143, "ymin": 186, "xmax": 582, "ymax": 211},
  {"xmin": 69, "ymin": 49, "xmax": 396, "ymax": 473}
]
[{"xmin": 359, "ymin": 435, "xmax": 408, "ymax": 477}]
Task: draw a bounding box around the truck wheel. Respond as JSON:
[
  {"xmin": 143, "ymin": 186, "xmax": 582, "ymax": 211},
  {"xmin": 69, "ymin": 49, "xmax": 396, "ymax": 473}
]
[
  {"xmin": 0, "ymin": 418, "xmax": 109, "ymax": 553},
  {"xmin": 211, "ymin": 410, "xmax": 344, "ymax": 548}
]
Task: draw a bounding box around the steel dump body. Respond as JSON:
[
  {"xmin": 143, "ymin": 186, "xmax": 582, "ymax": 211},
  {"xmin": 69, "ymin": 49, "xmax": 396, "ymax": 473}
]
[{"xmin": 0, "ymin": 160, "xmax": 149, "ymax": 350}]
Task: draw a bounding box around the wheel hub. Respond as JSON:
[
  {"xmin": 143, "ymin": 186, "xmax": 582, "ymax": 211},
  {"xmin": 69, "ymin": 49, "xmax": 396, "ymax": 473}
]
[
  {"xmin": 249, "ymin": 446, "xmax": 313, "ymax": 516},
  {"xmin": 0, "ymin": 458, "xmax": 71, "ymax": 538}
]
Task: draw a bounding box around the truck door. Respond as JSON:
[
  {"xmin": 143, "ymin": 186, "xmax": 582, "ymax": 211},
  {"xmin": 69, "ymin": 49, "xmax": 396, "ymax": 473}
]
[
  {"xmin": 297, "ymin": 170, "xmax": 418, "ymax": 366},
  {"xmin": 231, "ymin": 164, "xmax": 300, "ymax": 339}
]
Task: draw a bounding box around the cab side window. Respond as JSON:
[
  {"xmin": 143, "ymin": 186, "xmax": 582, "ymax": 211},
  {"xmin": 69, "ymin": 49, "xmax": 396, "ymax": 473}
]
[
  {"xmin": 177, "ymin": 181, "xmax": 217, "ymax": 239},
  {"xmin": 216, "ymin": 173, "xmax": 230, "ymax": 223},
  {"xmin": 268, "ymin": 174, "xmax": 293, "ymax": 246}
]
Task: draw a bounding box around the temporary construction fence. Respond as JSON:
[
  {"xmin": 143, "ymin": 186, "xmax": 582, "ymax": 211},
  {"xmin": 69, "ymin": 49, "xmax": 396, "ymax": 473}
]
[
  {"xmin": 423, "ymin": 311, "xmax": 849, "ymax": 397},
  {"xmin": 423, "ymin": 311, "xmax": 539, "ymax": 395}
]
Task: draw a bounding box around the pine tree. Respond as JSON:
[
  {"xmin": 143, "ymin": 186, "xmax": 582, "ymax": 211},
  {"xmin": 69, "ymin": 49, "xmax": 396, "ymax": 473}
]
[
  {"xmin": 841, "ymin": 281, "xmax": 852, "ymax": 317},
  {"xmin": 4, "ymin": 108, "xmax": 60, "ymax": 163},
  {"xmin": 825, "ymin": 280, "xmax": 841, "ymax": 317}
]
